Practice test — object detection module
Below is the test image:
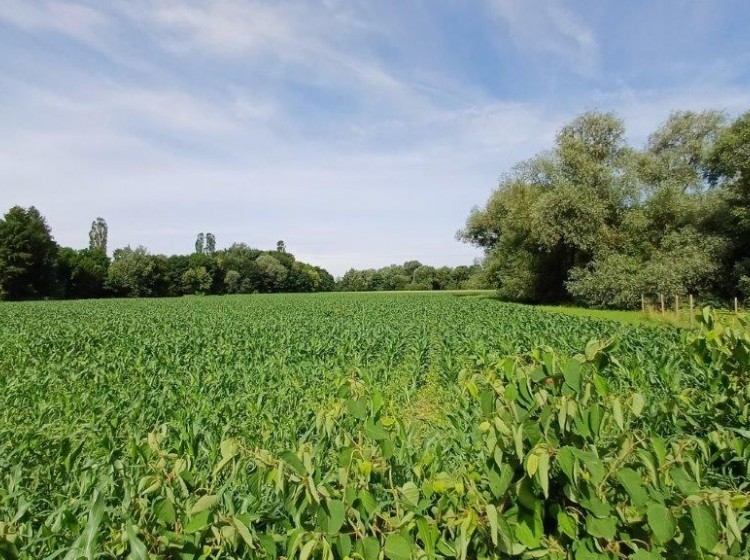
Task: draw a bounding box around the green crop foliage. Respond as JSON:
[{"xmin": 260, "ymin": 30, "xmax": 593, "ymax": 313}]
[{"xmin": 0, "ymin": 293, "xmax": 748, "ymax": 558}]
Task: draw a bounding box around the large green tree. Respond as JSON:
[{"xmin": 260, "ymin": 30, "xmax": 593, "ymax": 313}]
[
  {"xmin": 461, "ymin": 110, "xmax": 743, "ymax": 307},
  {"xmin": 89, "ymin": 217, "xmax": 108, "ymax": 254},
  {"xmin": 0, "ymin": 206, "xmax": 58, "ymax": 300},
  {"xmin": 106, "ymin": 246, "xmax": 167, "ymax": 297},
  {"xmin": 181, "ymin": 266, "xmax": 212, "ymax": 295},
  {"xmin": 706, "ymin": 111, "xmax": 750, "ymax": 296},
  {"xmin": 57, "ymin": 247, "xmax": 109, "ymax": 299}
]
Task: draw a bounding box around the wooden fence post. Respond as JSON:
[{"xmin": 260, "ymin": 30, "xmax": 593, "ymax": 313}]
[
  {"xmin": 689, "ymin": 294, "xmax": 694, "ymax": 326},
  {"xmin": 675, "ymin": 295, "xmax": 679, "ymax": 315},
  {"xmin": 641, "ymin": 294, "xmax": 645, "ymax": 313},
  {"xmin": 660, "ymin": 294, "xmax": 665, "ymax": 315}
]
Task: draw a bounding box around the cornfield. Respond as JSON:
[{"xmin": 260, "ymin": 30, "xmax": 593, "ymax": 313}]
[{"xmin": 0, "ymin": 293, "xmax": 748, "ymax": 558}]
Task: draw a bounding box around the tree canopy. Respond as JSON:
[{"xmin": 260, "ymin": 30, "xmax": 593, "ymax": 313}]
[
  {"xmin": 460, "ymin": 109, "xmax": 750, "ymax": 308},
  {"xmin": 0, "ymin": 210, "xmax": 339, "ymax": 300},
  {"xmin": 337, "ymin": 261, "xmax": 487, "ymax": 292},
  {"xmin": 0, "ymin": 206, "xmax": 58, "ymax": 300}
]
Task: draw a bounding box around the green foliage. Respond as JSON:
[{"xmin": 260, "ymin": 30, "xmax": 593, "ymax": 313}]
[
  {"xmin": 255, "ymin": 254, "xmax": 288, "ymax": 291},
  {"xmin": 0, "ymin": 206, "xmax": 58, "ymax": 300},
  {"xmin": 646, "ymin": 110, "xmax": 725, "ymax": 192},
  {"xmin": 56, "ymin": 247, "xmax": 109, "ymax": 299},
  {"xmin": 88, "ymin": 217, "xmax": 108, "ymax": 254},
  {"xmin": 224, "ymin": 269, "xmax": 242, "ymax": 294},
  {"xmin": 462, "ymin": 109, "xmax": 750, "ymax": 306},
  {"xmin": 181, "ymin": 266, "xmax": 212, "ymax": 295},
  {"xmin": 566, "ymin": 253, "xmax": 644, "ymax": 309},
  {"xmin": 0, "ymin": 204, "xmax": 337, "ymax": 300},
  {"xmin": 1, "ymin": 294, "xmax": 748, "ymax": 558},
  {"xmin": 567, "ymin": 229, "xmax": 724, "ymax": 308},
  {"xmin": 706, "ymin": 111, "xmax": 750, "ymax": 200},
  {"xmin": 106, "ymin": 245, "xmax": 167, "ymax": 297},
  {"xmin": 338, "ymin": 261, "xmax": 486, "ymax": 292}
]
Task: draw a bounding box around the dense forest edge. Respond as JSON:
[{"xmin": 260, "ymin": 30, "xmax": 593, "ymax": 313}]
[
  {"xmin": 0, "ymin": 212, "xmax": 337, "ymax": 300},
  {"xmin": 459, "ymin": 109, "xmax": 750, "ymax": 309},
  {"xmin": 0, "ymin": 210, "xmax": 487, "ymax": 300},
  {"xmin": 2, "ymin": 107, "xmax": 750, "ymax": 305}
]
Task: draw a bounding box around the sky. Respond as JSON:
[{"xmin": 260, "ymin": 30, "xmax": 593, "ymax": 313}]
[{"xmin": 1, "ymin": 1, "xmax": 749, "ymax": 277}]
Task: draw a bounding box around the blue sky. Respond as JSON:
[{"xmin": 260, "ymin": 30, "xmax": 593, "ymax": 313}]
[{"xmin": 1, "ymin": 0, "xmax": 749, "ymax": 276}]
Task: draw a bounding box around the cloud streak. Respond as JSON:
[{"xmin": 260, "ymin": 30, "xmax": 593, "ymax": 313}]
[{"xmin": 487, "ymin": 0, "xmax": 599, "ymax": 74}]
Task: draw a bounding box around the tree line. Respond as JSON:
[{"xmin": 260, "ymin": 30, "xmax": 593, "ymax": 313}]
[
  {"xmin": 460, "ymin": 109, "xmax": 750, "ymax": 309},
  {"xmin": 0, "ymin": 207, "xmax": 336, "ymax": 300},
  {"xmin": 337, "ymin": 261, "xmax": 487, "ymax": 291},
  {"xmin": 0, "ymin": 207, "xmax": 487, "ymax": 301}
]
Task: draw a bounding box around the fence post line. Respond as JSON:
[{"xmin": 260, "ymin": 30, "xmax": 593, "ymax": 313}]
[
  {"xmin": 689, "ymin": 294, "xmax": 694, "ymax": 326},
  {"xmin": 675, "ymin": 295, "xmax": 679, "ymax": 316},
  {"xmin": 641, "ymin": 293, "xmax": 645, "ymax": 313},
  {"xmin": 660, "ymin": 293, "xmax": 665, "ymax": 315}
]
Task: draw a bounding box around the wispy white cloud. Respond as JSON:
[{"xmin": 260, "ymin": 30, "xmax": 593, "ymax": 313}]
[
  {"xmin": 0, "ymin": 1, "xmax": 748, "ymax": 275},
  {"xmin": 0, "ymin": 0, "xmax": 108, "ymax": 43},
  {"xmin": 487, "ymin": 0, "xmax": 598, "ymax": 74},
  {"xmin": 117, "ymin": 0, "xmax": 454, "ymax": 122}
]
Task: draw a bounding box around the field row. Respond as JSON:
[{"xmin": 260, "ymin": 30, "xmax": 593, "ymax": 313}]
[{"xmin": 0, "ymin": 293, "xmax": 746, "ymax": 558}]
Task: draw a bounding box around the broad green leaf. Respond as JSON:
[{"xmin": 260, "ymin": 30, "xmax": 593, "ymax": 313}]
[
  {"xmin": 631, "ymin": 393, "xmax": 645, "ymax": 417},
  {"xmin": 299, "ymin": 539, "xmax": 317, "ymax": 560},
  {"xmin": 670, "ymin": 467, "xmax": 700, "ymax": 496},
  {"xmin": 220, "ymin": 438, "xmax": 239, "ymax": 459},
  {"xmin": 233, "ymin": 517, "xmax": 254, "ymax": 547},
  {"xmin": 618, "ymin": 468, "xmax": 648, "ymax": 507},
  {"xmin": 557, "ymin": 511, "xmax": 577, "ymax": 539},
  {"xmin": 364, "ymin": 419, "xmax": 388, "ymax": 440},
  {"xmin": 384, "ymin": 534, "xmax": 413, "ymax": 560},
  {"xmin": 337, "ymin": 534, "xmax": 352, "ymax": 558},
  {"xmin": 259, "ymin": 534, "xmax": 276, "ymax": 557},
  {"xmin": 126, "ymin": 525, "xmax": 148, "ymax": 560},
  {"xmin": 537, "ymin": 451, "xmax": 550, "ymax": 498},
  {"xmin": 556, "ymin": 447, "xmax": 576, "ymax": 481},
  {"xmin": 416, "ymin": 518, "xmax": 438, "ymax": 556},
  {"xmin": 575, "ymin": 550, "xmax": 609, "ymax": 560},
  {"xmin": 183, "ymin": 510, "xmax": 211, "ymax": 533},
  {"xmin": 280, "ymin": 450, "xmax": 306, "ymax": 476},
  {"xmin": 191, "ymin": 494, "xmax": 219, "ymax": 515},
  {"xmin": 690, "ymin": 504, "xmax": 719, "ymax": 551},
  {"xmin": 154, "ymin": 499, "xmax": 175, "ymax": 525},
  {"xmin": 488, "ymin": 463, "xmax": 514, "ymax": 498},
  {"xmin": 432, "ymin": 472, "xmax": 453, "ymax": 494},
  {"xmin": 360, "ymin": 536, "xmax": 380, "ymax": 560},
  {"xmin": 401, "ymin": 482, "xmax": 420, "ymax": 507},
  {"xmin": 562, "ymin": 361, "xmax": 582, "ymax": 394},
  {"xmin": 358, "ymin": 489, "xmax": 378, "ymax": 515},
  {"xmin": 584, "ymin": 340, "xmax": 601, "ymax": 362},
  {"xmin": 611, "ymin": 397, "xmax": 624, "ymax": 430},
  {"xmin": 325, "ymin": 499, "xmax": 346, "ymax": 534},
  {"xmin": 650, "ymin": 437, "xmax": 667, "ymax": 468},
  {"xmin": 580, "ymin": 496, "xmax": 611, "ymax": 518},
  {"xmin": 585, "ymin": 515, "xmax": 617, "ymax": 540},
  {"xmin": 486, "ymin": 504, "xmax": 499, "ymax": 546},
  {"xmin": 495, "ymin": 514, "xmax": 515, "ymax": 552},
  {"xmin": 517, "ymin": 477, "xmax": 538, "ymax": 511},
  {"xmin": 526, "ymin": 453, "xmax": 539, "ymax": 477},
  {"xmin": 515, "ymin": 515, "xmax": 541, "ymax": 548},
  {"xmin": 646, "ymin": 502, "xmax": 675, "ymax": 544},
  {"xmin": 726, "ymin": 504, "xmax": 742, "ymax": 543},
  {"xmin": 347, "ymin": 399, "xmax": 368, "ymax": 420}
]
